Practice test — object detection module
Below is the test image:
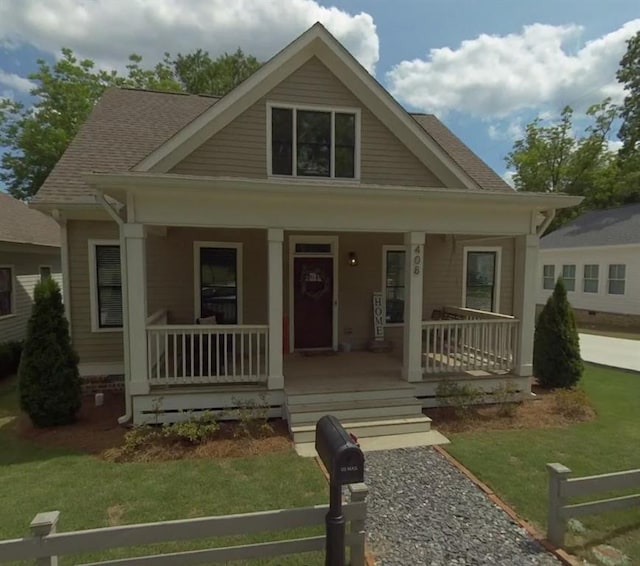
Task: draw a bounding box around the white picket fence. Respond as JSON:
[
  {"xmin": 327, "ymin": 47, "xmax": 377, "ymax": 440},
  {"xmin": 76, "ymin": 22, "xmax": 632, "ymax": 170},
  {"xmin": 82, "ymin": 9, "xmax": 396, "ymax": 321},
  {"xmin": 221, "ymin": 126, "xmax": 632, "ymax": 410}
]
[{"xmin": 0, "ymin": 484, "xmax": 368, "ymax": 565}]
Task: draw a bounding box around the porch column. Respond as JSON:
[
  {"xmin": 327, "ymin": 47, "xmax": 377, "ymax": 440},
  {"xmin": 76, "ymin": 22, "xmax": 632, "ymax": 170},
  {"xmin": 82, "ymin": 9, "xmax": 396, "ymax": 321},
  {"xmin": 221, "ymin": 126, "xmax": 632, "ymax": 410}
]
[
  {"xmin": 267, "ymin": 228, "xmax": 284, "ymax": 390},
  {"xmin": 402, "ymin": 231, "xmax": 425, "ymax": 382},
  {"xmin": 123, "ymin": 223, "xmax": 149, "ymax": 394},
  {"xmin": 513, "ymin": 233, "xmax": 539, "ymax": 376}
]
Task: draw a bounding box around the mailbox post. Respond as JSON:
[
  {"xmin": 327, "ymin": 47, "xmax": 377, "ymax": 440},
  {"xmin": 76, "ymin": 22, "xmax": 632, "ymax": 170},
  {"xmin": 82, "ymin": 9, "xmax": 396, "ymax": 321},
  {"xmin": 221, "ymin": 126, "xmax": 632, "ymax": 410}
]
[{"xmin": 315, "ymin": 415, "xmax": 365, "ymax": 566}]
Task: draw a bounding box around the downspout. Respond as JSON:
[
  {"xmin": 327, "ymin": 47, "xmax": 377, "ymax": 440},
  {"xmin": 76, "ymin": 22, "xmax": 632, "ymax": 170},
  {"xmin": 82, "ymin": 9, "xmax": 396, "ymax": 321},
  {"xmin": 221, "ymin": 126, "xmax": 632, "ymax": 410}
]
[
  {"xmin": 536, "ymin": 209, "xmax": 556, "ymax": 237},
  {"xmin": 96, "ymin": 192, "xmax": 132, "ymax": 425}
]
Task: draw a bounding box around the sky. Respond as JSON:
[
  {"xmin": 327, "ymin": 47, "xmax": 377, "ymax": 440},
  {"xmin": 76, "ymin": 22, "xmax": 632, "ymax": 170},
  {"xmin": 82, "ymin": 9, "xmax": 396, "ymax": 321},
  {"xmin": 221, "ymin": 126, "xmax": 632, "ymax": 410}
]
[{"xmin": 1, "ymin": 0, "xmax": 639, "ymax": 187}]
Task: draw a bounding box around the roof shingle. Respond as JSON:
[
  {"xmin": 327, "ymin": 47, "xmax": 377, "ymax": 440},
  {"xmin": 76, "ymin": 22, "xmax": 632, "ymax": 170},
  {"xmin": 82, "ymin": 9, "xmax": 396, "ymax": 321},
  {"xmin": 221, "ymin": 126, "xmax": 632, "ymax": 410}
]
[{"xmin": 0, "ymin": 192, "xmax": 60, "ymax": 247}]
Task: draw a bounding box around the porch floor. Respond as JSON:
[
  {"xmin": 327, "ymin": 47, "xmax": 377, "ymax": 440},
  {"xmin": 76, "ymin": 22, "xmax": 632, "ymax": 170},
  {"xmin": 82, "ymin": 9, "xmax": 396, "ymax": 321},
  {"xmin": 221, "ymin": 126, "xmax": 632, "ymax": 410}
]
[{"xmin": 283, "ymin": 351, "xmax": 407, "ymax": 394}]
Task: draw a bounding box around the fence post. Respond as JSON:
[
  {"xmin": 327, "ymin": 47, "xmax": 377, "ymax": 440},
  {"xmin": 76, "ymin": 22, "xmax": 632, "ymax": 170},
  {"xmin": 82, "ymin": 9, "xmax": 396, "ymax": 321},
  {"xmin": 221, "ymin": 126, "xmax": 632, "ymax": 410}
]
[
  {"xmin": 348, "ymin": 483, "xmax": 368, "ymax": 566},
  {"xmin": 547, "ymin": 463, "xmax": 571, "ymax": 547},
  {"xmin": 30, "ymin": 511, "xmax": 60, "ymax": 566}
]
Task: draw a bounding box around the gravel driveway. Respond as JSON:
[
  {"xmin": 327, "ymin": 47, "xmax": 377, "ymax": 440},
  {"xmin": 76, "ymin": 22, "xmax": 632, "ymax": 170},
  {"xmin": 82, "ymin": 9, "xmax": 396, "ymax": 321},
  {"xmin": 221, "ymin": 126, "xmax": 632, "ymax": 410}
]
[{"xmin": 364, "ymin": 447, "xmax": 560, "ymax": 566}]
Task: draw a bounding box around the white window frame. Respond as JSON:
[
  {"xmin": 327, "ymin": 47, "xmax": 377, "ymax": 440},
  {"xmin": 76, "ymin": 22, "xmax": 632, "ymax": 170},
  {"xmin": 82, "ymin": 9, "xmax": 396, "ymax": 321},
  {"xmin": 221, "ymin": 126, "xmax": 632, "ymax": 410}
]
[
  {"xmin": 582, "ymin": 264, "xmax": 599, "ymax": 294},
  {"xmin": 39, "ymin": 265, "xmax": 52, "ymax": 282},
  {"xmin": 0, "ymin": 265, "xmax": 16, "ymax": 319},
  {"xmin": 542, "ymin": 264, "xmax": 555, "ymax": 290},
  {"xmin": 88, "ymin": 240, "xmax": 123, "ymax": 333},
  {"xmin": 562, "ymin": 264, "xmax": 576, "ymax": 292},
  {"xmin": 382, "ymin": 245, "xmax": 406, "ymax": 327},
  {"xmin": 266, "ymin": 101, "xmax": 361, "ymax": 181},
  {"xmin": 193, "ymin": 242, "xmax": 243, "ymax": 323},
  {"xmin": 607, "ymin": 264, "xmax": 626, "ymax": 296},
  {"xmin": 462, "ymin": 247, "xmax": 502, "ymax": 313}
]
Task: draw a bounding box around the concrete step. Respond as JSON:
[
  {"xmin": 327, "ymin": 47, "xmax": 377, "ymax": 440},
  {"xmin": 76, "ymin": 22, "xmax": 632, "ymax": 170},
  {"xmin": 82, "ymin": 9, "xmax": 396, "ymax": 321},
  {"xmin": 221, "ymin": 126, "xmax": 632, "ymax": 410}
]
[
  {"xmin": 294, "ymin": 429, "xmax": 450, "ymax": 457},
  {"xmin": 287, "ymin": 397, "xmax": 422, "ymax": 426},
  {"xmin": 291, "ymin": 415, "xmax": 432, "ymax": 444},
  {"xmin": 285, "ymin": 385, "xmax": 416, "ymax": 406}
]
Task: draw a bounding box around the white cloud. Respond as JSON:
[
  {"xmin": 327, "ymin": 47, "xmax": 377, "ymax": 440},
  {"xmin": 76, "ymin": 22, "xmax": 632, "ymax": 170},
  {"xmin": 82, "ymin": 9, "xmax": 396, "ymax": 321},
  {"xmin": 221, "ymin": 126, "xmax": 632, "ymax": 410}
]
[
  {"xmin": 0, "ymin": 0, "xmax": 379, "ymax": 72},
  {"xmin": 387, "ymin": 20, "xmax": 640, "ymax": 118},
  {"xmin": 0, "ymin": 69, "xmax": 34, "ymax": 94},
  {"xmin": 487, "ymin": 118, "xmax": 523, "ymax": 141},
  {"xmin": 501, "ymin": 170, "xmax": 516, "ymax": 187},
  {"xmin": 607, "ymin": 139, "xmax": 623, "ymax": 153}
]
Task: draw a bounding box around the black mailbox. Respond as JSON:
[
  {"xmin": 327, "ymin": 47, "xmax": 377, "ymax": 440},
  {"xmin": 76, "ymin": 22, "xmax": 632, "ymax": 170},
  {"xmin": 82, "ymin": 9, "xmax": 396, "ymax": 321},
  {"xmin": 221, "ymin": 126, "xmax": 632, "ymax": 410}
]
[
  {"xmin": 315, "ymin": 415, "xmax": 365, "ymax": 566},
  {"xmin": 315, "ymin": 415, "xmax": 364, "ymax": 485}
]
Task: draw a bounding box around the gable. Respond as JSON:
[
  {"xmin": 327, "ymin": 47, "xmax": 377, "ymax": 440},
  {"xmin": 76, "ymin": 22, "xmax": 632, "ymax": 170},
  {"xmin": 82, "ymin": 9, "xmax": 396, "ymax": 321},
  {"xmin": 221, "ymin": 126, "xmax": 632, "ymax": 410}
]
[{"xmin": 171, "ymin": 57, "xmax": 445, "ymax": 187}]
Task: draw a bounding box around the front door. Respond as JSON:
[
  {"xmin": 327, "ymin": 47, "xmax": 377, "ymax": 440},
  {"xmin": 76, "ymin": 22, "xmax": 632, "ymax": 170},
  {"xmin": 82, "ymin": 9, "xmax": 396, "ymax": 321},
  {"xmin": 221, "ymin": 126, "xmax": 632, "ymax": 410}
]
[{"xmin": 293, "ymin": 256, "xmax": 333, "ymax": 349}]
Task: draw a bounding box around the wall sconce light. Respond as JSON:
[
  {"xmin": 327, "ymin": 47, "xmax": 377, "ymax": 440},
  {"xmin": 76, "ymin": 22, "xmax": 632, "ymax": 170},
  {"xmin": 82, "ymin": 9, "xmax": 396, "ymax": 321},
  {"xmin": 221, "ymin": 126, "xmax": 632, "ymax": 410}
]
[{"xmin": 348, "ymin": 252, "xmax": 359, "ymax": 267}]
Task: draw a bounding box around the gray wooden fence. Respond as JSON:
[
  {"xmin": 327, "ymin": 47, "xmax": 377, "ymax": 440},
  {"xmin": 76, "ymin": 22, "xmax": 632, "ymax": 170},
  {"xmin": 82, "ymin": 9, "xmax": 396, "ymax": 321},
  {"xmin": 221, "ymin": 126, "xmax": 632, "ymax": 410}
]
[
  {"xmin": 0, "ymin": 483, "xmax": 368, "ymax": 566},
  {"xmin": 547, "ymin": 463, "xmax": 640, "ymax": 547}
]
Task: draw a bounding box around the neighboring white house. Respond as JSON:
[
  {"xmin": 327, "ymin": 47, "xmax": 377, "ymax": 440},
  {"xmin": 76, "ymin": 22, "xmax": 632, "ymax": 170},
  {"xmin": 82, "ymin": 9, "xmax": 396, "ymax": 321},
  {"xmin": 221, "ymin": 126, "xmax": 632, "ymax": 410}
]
[
  {"xmin": 0, "ymin": 192, "xmax": 62, "ymax": 343},
  {"xmin": 538, "ymin": 203, "xmax": 640, "ymax": 327}
]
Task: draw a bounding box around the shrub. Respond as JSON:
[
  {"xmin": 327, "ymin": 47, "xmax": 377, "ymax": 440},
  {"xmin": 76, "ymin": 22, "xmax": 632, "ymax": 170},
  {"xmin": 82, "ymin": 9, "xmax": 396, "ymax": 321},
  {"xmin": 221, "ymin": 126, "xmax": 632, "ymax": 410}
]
[
  {"xmin": 164, "ymin": 411, "xmax": 220, "ymax": 444},
  {"xmin": 230, "ymin": 395, "xmax": 273, "ymax": 439},
  {"xmin": 553, "ymin": 388, "xmax": 594, "ymax": 420},
  {"xmin": 122, "ymin": 425, "xmax": 164, "ymax": 453},
  {"xmin": 0, "ymin": 340, "xmax": 23, "ymax": 379},
  {"xmin": 492, "ymin": 381, "xmax": 521, "ymax": 418},
  {"xmin": 436, "ymin": 381, "xmax": 483, "ymax": 420},
  {"xmin": 534, "ymin": 278, "xmax": 583, "ymax": 389},
  {"xmin": 18, "ymin": 278, "xmax": 81, "ymax": 426}
]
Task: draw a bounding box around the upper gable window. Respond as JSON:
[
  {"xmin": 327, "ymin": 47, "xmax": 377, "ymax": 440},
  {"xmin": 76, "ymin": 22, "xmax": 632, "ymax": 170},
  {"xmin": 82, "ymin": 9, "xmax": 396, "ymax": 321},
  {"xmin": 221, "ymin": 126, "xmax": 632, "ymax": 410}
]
[{"xmin": 269, "ymin": 104, "xmax": 359, "ymax": 179}]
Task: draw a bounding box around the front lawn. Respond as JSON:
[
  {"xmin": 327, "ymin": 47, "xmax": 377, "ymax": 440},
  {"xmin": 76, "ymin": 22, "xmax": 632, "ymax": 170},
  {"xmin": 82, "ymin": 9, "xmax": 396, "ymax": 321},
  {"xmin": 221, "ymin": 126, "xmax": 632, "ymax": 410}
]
[
  {"xmin": 0, "ymin": 377, "xmax": 327, "ymax": 565},
  {"xmin": 445, "ymin": 365, "xmax": 640, "ymax": 563}
]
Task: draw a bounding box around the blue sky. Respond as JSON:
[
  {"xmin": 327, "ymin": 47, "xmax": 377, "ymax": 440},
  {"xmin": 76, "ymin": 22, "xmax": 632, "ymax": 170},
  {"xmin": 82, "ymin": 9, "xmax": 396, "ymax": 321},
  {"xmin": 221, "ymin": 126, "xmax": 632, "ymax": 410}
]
[{"xmin": 1, "ymin": 0, "xmax": 639, "ymax": 188}]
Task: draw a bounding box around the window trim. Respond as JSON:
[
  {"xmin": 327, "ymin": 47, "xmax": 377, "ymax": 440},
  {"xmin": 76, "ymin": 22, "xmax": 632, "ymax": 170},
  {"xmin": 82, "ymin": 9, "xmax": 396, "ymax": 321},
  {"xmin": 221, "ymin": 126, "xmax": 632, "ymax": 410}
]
[
  {"xmin": 39, "ymin": 265, "xmax": 52, "ymax": 282},
  {"xmin": 0, "ymin": 265, "xmax": 15, "ymax": 320},
  {"xmin": 542, "ymin": 264, "xmax": 555, "ymax": 290},
  {"xmin": 193, "ymin": 241, "xmax": 243, "ymax": 323},
  {"xmin": 582, "ymin": 264, "xmax": 599, "ymax": 294},
  {"xmin": 462, "ymin": 247, "xmax": 502, "ymax": 313},
  {"xmin": 381, "ymin": 245, "xmax": 406, "ymax": 327},
  {"xmin": 266, "ymin": 101, "xmax": 361, "ymax": 181},
  {"xmin": 561, "ymin": 264, "xmax": 577, "ymax": 292},
  {"xmin": 607, "ymin": 263, "xmax": 626, "ymax": 296},
  {"xmin": 88, "ymin": 240, "xmax": 123, "ymax": 333}
]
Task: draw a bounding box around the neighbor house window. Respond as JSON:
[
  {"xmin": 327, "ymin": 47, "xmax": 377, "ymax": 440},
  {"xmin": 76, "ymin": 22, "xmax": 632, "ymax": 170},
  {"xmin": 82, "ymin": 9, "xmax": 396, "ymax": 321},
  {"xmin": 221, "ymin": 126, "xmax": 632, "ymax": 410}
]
[
  {"xmin": 464, "ymin": 249, "xmax": 500, "ymax": 312},
  {"xmin": 583, "ymin": 264, "xmax": 599, "ymax": 293},
  {"xmin": 383, "ymin": 247, "xmax": 405, "ymax": 324},
  {"xmin": 196, "ymin": 243, "xmax": 242, "ymax": 324},
  {"xmin": 608, "ymin": 264, "xmax": 626, "ymax": 295},
  {"xmin": 0, "ymin": 267, "xmax": 13, "ymax": 317},
  {"xmin": 269, "ymin": 105, "xmax": 358, "ymax": 179},
  {"xmin": 94, "ymin": 245, "xmax": 122, "ymax": 329},
  {"xmin": 39, "ymin": 266, "xmax": 51, "ymax": 282},
  {"xmin": 562, "ymin": 264, "xmax": 576, "ymax": 292},
  {"xmin": 542, "ymin": 265, "xmax": 555, "ymax": 290}
]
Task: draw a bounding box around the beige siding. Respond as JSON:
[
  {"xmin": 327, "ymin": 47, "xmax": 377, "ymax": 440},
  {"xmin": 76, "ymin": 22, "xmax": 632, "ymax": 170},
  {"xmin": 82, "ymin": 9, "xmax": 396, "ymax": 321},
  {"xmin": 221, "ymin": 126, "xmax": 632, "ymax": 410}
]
[
  {"xmin": 0, "ymin": 249, "xmax": 61, "ymax": 343},
  {"xmin": 67, "ymin": 220, "xmax": 123, "ymax": 364},
  {"xmin": 172, "ymin": 57, "xmax": 444, "ymax": 187}
]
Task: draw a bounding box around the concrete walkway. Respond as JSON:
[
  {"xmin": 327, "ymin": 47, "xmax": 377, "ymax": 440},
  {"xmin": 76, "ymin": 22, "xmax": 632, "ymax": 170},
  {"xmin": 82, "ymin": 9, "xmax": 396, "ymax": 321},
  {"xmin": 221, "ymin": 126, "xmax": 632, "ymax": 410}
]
[{"xmin": 579, "ymin": 333, "xmax": 640, "ymax": 372}]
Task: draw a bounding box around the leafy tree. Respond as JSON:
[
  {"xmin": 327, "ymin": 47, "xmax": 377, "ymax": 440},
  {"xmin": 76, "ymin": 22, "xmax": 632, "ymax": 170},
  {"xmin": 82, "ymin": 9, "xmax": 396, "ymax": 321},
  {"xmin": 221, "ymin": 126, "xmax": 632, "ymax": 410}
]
[
  {"xmin": 533, "ymin": 278, "xmax": 583, "ymax": 389},
  {"xmin": 19, "ymin": 278, "xmax": 81, "ymax": 427}
]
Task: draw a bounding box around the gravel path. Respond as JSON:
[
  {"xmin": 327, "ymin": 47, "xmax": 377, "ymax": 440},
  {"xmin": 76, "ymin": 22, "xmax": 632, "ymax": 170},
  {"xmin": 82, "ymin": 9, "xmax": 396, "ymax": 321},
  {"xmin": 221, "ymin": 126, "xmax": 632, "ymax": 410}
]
[{"xmin": 364, "ymin": 447, "xmax": 560, "ymax": 566}]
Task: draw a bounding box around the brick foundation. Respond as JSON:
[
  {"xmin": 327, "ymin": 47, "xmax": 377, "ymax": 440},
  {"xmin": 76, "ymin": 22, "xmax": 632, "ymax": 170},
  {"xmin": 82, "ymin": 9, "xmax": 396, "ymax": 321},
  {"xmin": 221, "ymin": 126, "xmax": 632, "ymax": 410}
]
[
  {"xmin": 81, "ymin": 374, "xmax": 125, "ymax": 395},
  {"xmin": 536, "ymin": 304, "xmax": 640, "ymax": 330}
]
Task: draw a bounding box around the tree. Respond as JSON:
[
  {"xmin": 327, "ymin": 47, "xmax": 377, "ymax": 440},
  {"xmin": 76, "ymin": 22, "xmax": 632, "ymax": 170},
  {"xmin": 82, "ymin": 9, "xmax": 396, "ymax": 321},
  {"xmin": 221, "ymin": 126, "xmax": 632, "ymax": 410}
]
[
  {"xmin": 19, "ymin": 277, "xmax": 81, "ymax": 427},
  {"xmin": 533, "ymin": 278, "xmax": 583, "ymax": 389},
  {"xmin": 0, "ymin": 48, "xmax": 261, "ymax": 200}
]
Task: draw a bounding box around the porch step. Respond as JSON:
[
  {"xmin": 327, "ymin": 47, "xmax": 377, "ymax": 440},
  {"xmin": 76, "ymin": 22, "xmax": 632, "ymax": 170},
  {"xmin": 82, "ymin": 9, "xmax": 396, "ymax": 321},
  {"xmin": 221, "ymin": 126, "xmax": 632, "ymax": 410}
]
[
  {"xmin": 290, "ymin": 415, "xmax": 432, "ymax": 444},
  {"xmin": 287, "ymin": 397, "xmax": 422, "ymax": 426},
  {"xmin": 285, "ymin": 385, "xmax": 416, "ymax": 406}
]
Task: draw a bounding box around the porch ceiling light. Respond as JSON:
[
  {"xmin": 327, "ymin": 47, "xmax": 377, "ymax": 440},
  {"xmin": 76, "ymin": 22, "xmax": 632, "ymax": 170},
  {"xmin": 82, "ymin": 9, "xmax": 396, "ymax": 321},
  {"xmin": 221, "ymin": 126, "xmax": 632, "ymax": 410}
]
[{"xmin": 348, "ymin": 252, "xmax": 359, "ymax": 267}]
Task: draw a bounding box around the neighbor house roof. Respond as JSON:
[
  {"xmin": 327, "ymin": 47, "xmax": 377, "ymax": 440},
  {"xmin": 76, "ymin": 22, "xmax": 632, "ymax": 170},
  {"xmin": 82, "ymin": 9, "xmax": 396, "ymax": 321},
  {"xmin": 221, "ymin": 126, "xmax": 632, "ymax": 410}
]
[
  {"xmin": 0, "ymin": 191, "xmax": 60, "ymax": 247},
  {"xmin": 541, "ymin": 203, "xmax": 640, "ymax": 249}
]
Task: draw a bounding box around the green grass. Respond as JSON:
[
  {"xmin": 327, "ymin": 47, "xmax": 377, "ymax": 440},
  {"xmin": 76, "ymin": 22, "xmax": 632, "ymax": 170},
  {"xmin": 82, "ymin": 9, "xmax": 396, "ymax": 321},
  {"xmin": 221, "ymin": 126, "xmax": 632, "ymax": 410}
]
[
  {"xmin": 445, "ymin": 365, "xmax": 640, "ymax": 562},
  {"xmin": 0, "ymin": 377, "xmax": 327, "ymax": 565}
]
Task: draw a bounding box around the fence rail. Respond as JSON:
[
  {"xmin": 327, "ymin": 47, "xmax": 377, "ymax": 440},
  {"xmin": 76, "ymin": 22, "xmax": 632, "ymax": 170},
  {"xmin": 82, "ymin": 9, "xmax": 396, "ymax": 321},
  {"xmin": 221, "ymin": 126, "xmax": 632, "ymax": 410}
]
[
  {"xmin": 0, "ymin": 484, "xmax": 368, "ymax": 566},
  {"xmin": 146, "ymin": 324, "xmax": 269, "ymax": 385},
  {"xmin": 422, "ymin": 317, "xmax": 519, "ymax": 375},
  {"xmin": 547, "ymin": 463, "xmax": 640, "ymax": 547}
]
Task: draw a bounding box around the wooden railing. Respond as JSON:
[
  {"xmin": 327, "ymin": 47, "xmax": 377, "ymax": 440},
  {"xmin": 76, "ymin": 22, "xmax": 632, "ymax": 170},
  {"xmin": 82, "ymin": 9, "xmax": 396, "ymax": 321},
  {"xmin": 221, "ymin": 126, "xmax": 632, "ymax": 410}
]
[
  {"xmin": 422, "ymin": 315, "xmax": 519, "ymax": 375},
  {"xmin": 547, "ymin": 463, "xmax": 640, "ymax": 547},
  {"xmin": 0, "ymin": 484, "xmax": 368, "ymax": 565},
  {"xmin": 146, "ymin": 323, "xmax": 269, "ymax": 385}
]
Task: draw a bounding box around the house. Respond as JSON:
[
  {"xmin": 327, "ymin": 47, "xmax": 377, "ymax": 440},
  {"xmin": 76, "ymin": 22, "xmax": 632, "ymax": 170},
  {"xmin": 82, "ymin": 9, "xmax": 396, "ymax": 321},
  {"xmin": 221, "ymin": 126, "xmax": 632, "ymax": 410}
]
[
  {"xmin": 0, "ymin": 192, "xmax": 62, "ymax": 343},
  {"xmin": 31, "ymin": 24, "xmax": 580, "ymax": 445},
  {"xmin": 538, "ymin": 203, "xmax": 640, "ymax": 328}
]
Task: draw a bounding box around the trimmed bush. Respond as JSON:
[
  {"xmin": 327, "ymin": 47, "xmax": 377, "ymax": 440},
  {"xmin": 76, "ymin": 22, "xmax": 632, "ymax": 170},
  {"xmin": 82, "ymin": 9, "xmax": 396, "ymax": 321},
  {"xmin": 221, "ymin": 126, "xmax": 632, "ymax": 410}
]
[
  {"xmin": 534, "ymin": 278, "xmax": 583, "ymax": 389},
  {"xmin": 18, "ymin": 277, "xmax": 81, "ymax": 426},
  {"xmin": 0, "ymin": 340, "xmax": 23, "ymax": 379}
]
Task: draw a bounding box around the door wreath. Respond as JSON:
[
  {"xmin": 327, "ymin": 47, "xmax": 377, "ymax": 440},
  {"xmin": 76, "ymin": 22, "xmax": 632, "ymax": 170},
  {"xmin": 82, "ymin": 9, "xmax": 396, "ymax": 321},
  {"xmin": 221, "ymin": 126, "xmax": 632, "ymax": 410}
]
[{"xmin": 300, "ymin": 265, "xmax": 331, "ymax": 301}]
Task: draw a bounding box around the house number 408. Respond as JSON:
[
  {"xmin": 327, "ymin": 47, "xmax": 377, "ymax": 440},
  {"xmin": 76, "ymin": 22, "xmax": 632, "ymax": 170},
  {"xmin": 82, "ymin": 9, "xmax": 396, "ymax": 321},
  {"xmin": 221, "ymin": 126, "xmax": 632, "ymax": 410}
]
[{"xmin": 413, "ymin": 245, "xmax": 422, "ymax": 275}]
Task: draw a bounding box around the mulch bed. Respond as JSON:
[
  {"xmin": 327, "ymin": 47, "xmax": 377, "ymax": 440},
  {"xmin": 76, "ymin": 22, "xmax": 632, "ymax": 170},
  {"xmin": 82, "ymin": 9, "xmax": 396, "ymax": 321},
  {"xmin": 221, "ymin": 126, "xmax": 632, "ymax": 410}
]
[{"xmin": 15, "ymin": 392, "xmax": 293, "ymax": 461}]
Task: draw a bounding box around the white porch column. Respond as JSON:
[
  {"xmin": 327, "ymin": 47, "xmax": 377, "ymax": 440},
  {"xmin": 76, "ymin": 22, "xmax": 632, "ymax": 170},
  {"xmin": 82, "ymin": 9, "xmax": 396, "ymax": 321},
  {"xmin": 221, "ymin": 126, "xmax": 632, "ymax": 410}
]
[
  {"xmin": 123, "ymin": 223, "xmax": 149, "ymax": 395},
  {"xmin": 402, "ymin": 231, "xmax": 425, "ymax": 382},
  {"xmin": 267, "ymin": 228, "xmax": 284, "ymax": 390},
  {"xmin": 513, "ymin": 233, "xmax": 539, "ymax": 376}
]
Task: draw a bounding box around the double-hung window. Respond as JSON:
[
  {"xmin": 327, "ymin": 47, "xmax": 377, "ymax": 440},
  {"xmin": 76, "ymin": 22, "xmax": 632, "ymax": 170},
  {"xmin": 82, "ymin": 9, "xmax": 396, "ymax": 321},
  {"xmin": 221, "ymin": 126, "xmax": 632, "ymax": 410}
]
[
  {"xmin": 90, "ymin": 242, "xmax": 123, "ymax": 330},
  {"xmin": 608, "ymin": 264, "xmax": 626, "ymax": 295},
  {"xmin": 542, "ymin": 265, "xmax": 555, "ymax": 290},
  {"xmin": 583, "ymin": 264, "xmax": 599, "ymax": 293},
  {"xmin": 464, "ymin": 249, "xmax": 500, "ymax": 312},
  {"xmin": 562, "ymin": 264, "xmax": 576, "ymax": 292},
  {"xmin": 269, "ymin": 104, "xmax": 358, "ymax": 179},
  {"xmin": 382, "ymin": 247, "xmax": 405, "ymax": 324},
  {"xmin": 196, "ymin": 243, "xmax": 242, "ymax": 324},
  {"xmin": 0, "ymin": 267, "xmax": 13, "ymax": 317},
  {"xmin": 40, "ymin": 266, "xmax": 52, "ymax": 282}
]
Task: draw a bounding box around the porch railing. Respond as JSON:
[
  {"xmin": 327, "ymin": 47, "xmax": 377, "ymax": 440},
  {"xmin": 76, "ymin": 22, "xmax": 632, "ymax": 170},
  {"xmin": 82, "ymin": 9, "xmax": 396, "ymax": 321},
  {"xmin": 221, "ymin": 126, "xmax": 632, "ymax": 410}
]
[
  {"xmin": 422, "ymin": 309, "xmax": 519, "ymax": 374},
  {"xmin": 146, "ymin": 321, "xmax": 269, "ymax": 385}
]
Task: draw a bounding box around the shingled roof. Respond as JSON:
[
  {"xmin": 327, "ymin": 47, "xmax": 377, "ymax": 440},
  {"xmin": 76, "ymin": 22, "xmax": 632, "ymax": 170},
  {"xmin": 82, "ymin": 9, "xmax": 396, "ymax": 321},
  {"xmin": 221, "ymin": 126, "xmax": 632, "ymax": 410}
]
[
  {"xmin": 34, "ymin": 87, "xmax": 513, "ymax": 205},
  {"xmin": 0, "ymin": 191, "xmax": 60, "ymax": 247},
  {"xmin": 541, "ymin": 203, "xmax": 640, "ymax": 249}
]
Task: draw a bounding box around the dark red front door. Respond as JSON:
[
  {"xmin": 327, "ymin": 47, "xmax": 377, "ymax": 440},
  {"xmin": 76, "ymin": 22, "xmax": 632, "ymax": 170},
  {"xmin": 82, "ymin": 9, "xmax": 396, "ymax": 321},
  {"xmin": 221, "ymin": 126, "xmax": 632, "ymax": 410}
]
[{"xmin": 294, "ymin": 257, "xmax": 333, "ymax": 349}]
